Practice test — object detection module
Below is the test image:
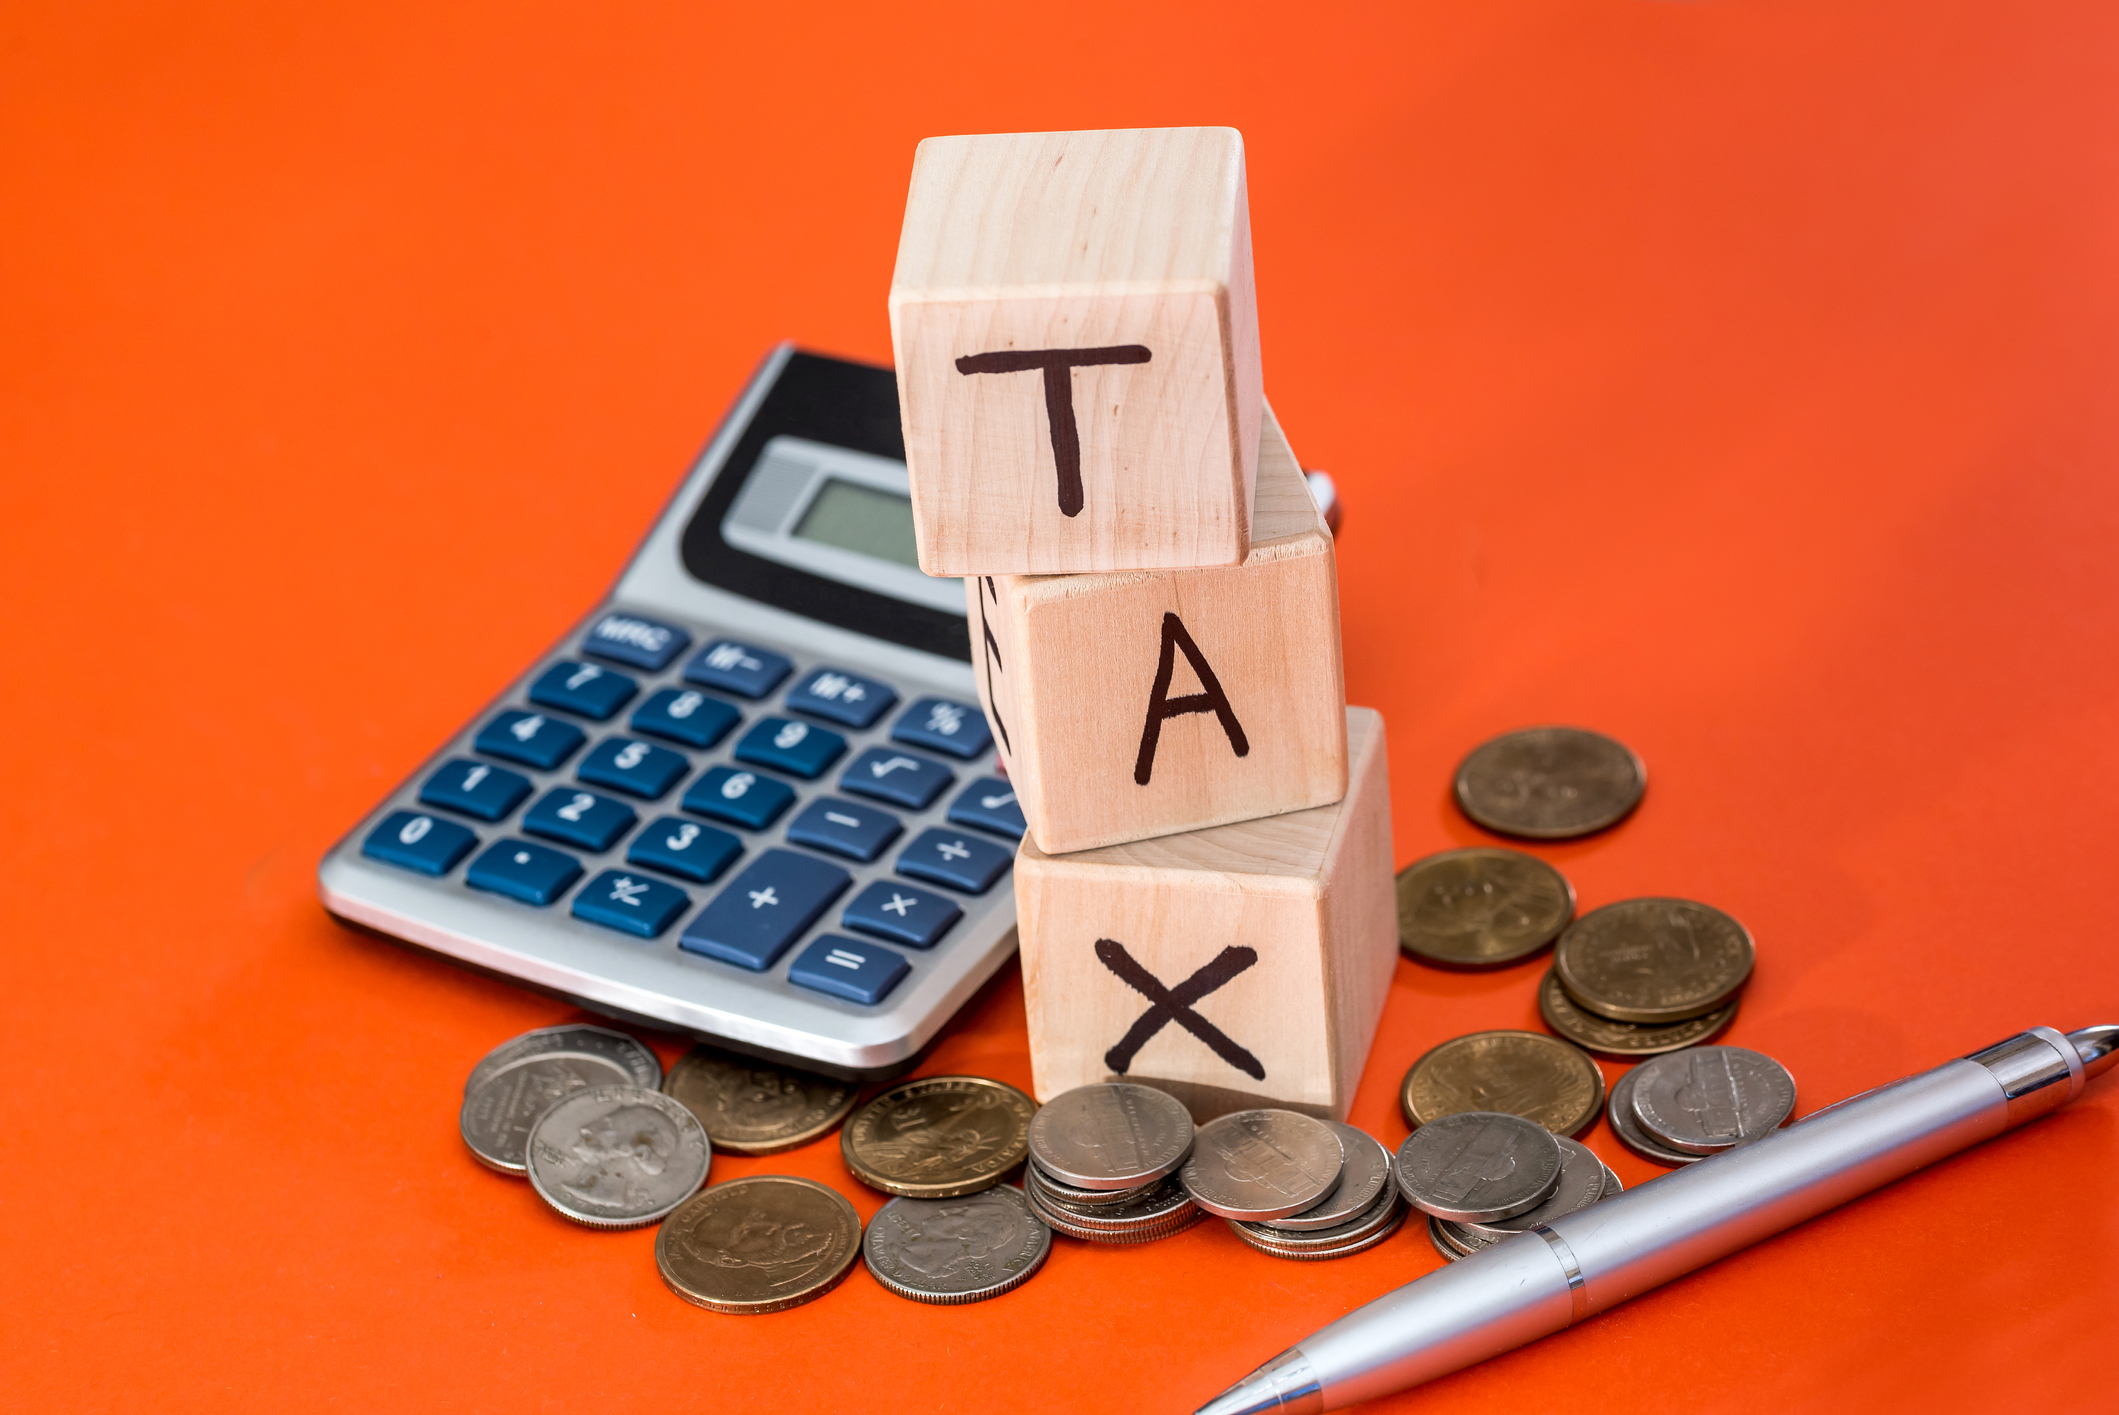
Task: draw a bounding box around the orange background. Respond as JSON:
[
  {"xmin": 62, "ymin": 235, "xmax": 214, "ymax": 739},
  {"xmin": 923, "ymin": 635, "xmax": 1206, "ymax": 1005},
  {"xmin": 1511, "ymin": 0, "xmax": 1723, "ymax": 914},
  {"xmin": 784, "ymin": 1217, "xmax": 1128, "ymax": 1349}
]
[{"xmin": 5, "ymin": 2, "xmax": 2116, "ymax": 1410}]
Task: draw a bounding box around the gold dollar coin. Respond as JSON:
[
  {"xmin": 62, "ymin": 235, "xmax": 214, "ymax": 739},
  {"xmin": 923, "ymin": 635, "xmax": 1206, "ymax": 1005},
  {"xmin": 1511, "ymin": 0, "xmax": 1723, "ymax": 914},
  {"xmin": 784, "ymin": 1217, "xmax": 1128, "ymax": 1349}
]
[
  {"xmin": 1400, "ymin": 1029, "xmax": 1605, "ymax": 1137},
  {"xmin": 1538, "ymin": 969, "xmax": 1737, "ymax": 1056},
  {"xmin": 1396, "ymin": 847, "xmax": 1576, "ymax": 967},
  {"xmin": 840, "ymin": 1075, "xmax": 1036, "ymax": 1198},
  {"xmin": 1554, "ymin": 897, "xmax": 1755, "ymax": 1023},
  {"xmin": 655, "ymin": 1175, "xmax": 862, "ymax": 1314},
  {"xmin": 662, "ymin": 1044, "xmax": 857, "ymax": 1155}
]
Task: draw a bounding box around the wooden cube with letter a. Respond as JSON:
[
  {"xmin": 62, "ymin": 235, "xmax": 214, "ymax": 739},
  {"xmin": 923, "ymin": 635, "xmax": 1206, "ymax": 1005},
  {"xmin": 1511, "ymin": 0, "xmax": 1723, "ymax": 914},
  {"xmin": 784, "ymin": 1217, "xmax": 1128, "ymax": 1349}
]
[
  {"xmin": 1014, "ymin": 708, "xmax": 1394, "ymax": 1121},
  {"xmin": 891, "ymin": 126, "xmax": 1263, "ymax": 576},
  {"xmin": 966, "ymin": 401, "xmax": 1344, "ymax": 854}
]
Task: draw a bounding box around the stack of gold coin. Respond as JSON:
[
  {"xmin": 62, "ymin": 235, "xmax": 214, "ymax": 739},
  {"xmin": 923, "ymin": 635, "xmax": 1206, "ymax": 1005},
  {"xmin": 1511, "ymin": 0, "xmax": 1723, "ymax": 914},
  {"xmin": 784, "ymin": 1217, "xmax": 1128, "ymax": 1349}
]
[
  {"xmin": 1021, "ymin": 1082, "xmax": 1206, "ymax": 1244},
  {"xmin": 1538, "ymin": 898, "xmax": 1755, "ymax": 1059},
  {"xmin": 840, "ymin": 1075, "xmax": 1037, "ymax": 1199}
]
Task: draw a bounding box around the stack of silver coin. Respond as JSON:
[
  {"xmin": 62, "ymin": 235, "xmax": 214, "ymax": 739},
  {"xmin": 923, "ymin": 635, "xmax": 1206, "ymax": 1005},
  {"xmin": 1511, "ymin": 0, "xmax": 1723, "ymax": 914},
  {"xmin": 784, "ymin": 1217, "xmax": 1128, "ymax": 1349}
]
[
  {"xmin": 1390, "ymin": 1110, "xmax": 1620, "ymax": 1262},
  {"xmin": 1607, "ymin": 1045, "xmax": 1798, "ymax": 1166},
  {"xmin": 1022, "ymin": 1082, "xmax": 1207, "ymax": 1244},
  {"xmin": 458, "ymin": 1024, "xmax": 711, "ymax": 1229},
  {"xmin": 1182, "ymin": 1108, "xmax": 1406, "ymax": 1260}
]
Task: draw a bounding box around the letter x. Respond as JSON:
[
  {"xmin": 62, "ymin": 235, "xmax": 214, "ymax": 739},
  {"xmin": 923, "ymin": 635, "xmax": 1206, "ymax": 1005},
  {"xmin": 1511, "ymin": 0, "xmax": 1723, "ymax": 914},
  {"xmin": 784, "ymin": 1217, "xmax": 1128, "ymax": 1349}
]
[
  {"xmin": 955, "ymin": 345, "xmax": 1152, "ymax": 517},
  {"xmin": 1095, "ymin": 939, "xmax": 1264, "ymax": 1081}
]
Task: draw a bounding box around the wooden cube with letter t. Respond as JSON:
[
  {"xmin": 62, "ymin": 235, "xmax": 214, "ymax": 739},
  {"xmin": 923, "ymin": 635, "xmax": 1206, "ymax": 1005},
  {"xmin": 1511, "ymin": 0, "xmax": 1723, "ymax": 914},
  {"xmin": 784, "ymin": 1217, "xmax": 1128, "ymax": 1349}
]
[
  {"xmin": 966, "ymin": 402, "xmax": 1344, "ymax": 854},
  {"xmin": 1013, "ymin": 708, "xmax": 1394, "ymax": 1120},
  {"xmin": 890, "ymin": 126, "xmax": 1262, "ymax": 576}
]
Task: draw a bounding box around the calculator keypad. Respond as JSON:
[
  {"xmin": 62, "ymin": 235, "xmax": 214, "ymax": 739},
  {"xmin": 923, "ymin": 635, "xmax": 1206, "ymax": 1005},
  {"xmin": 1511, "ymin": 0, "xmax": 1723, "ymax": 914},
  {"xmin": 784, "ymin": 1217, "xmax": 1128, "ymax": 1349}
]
[{"xmin": 360, "ymin": 607, "xmax": 1017, "ymax": 1012}]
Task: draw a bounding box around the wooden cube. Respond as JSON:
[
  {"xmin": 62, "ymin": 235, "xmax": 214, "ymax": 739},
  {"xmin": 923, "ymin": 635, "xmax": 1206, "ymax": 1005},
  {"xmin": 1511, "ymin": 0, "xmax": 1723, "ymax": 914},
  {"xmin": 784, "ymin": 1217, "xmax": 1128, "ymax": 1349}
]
[
  {"xmin": 966, "ymin": 401, "xmax": 1344, "ymax": 854},
  {"xmin": 1014, "ymin": 708, "xmax": 1394, "ymax": 1122},
  {"xmin": 891, "ymin": 126, "xmax": 1263, "ymax": 576}
]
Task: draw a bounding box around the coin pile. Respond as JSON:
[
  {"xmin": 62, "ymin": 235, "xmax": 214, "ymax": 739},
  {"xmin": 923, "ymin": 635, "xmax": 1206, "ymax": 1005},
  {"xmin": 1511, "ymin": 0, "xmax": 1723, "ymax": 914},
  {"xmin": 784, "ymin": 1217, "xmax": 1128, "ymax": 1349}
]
[
  {"xmin": 1606, "ymin": 1045, "xmax": 1797, "ymax": 1166},
  {"xmin": 1389, "ymin": 1110, "xmax": 1618, "ymax": 1261},
  {"xmin": 1425, "ymin": 1134, "xmax": 1620, "ymax": 1262},
  {"xmin": 1542, "ymin": 897, "xmax": 1754, "ymax": 1058},
  {"xmin": 1021, "ymin": 1082, "xmax": 1207, "ymax": 1244},
  {"xmin": 1183, "ymin": 1108, "xmax": 1406, "ymax": 1260}
]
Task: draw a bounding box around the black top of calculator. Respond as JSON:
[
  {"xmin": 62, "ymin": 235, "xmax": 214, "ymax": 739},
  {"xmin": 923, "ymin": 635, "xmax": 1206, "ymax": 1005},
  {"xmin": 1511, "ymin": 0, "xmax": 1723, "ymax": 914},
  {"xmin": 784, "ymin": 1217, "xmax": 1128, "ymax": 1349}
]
[{"xmin": 678, "ymin": 351, "xmax": 970, "ymax": 664}]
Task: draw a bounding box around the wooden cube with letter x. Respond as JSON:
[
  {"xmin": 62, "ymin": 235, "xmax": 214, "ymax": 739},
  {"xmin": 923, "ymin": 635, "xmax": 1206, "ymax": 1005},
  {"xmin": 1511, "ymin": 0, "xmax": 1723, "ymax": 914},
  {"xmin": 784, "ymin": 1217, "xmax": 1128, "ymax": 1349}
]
[
  {"xmin": 966, "ymin": 402, "xmax": 1344, "ymax": 854},
  {"xmin": 890, "ymin": 126, "xmax": 1262, "ymax": 576},
  {"xmin": 1014, "ymin": 708, "xmax": 1394, "ymax": 1120}
]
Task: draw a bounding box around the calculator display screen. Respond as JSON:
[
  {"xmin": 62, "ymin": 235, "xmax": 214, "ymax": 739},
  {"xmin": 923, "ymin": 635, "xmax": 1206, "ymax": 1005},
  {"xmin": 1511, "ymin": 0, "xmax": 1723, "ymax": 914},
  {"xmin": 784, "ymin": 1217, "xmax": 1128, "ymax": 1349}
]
[{"xmin": 791, "ymin": 478, "xmax": 921, "ymax": 570}]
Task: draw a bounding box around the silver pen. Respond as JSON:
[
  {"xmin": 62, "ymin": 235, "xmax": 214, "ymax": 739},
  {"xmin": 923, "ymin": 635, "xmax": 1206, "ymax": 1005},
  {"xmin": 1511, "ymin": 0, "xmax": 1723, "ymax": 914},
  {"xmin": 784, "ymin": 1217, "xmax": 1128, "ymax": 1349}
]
[{"xmin": 1198, "ymin": 1023, "xmax": 2119, "ymax": 1415}]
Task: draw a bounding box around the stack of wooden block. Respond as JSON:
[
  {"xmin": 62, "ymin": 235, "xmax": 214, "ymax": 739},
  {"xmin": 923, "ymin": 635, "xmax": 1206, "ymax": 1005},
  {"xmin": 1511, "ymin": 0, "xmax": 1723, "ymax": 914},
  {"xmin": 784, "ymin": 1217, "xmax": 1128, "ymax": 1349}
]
[{"xmin": 889, "ymin": 128, "xmax": 1395, "ymax": 1121}]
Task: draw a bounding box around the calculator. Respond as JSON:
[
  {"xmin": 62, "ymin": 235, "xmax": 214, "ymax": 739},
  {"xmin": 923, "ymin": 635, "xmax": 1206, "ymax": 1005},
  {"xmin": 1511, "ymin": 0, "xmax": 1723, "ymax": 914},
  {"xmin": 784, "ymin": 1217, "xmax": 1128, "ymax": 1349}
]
[{"xmin": 318, "ymin": 346, "xmax": 1022, "ymax": 1080}]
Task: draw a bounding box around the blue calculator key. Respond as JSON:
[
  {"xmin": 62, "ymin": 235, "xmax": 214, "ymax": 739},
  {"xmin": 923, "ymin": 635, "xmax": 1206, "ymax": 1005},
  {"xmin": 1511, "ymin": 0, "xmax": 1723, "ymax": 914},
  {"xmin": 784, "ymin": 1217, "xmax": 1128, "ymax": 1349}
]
[
  {"xmin": 578, "ymin": 736, "xmax": 691, "ymax": 800},
  {"xmin": 522, "ymin": 787, "xmax": 638, "ymax": 852},
  {"xmin": 474, "ymin": 710, "xmax": 586, "ymax": 770},
  {"xmin": 898, "ymin": 828, "xmax": 1014, "ymax": 894},
  {"xmin": 682, "ymin": 766, "xmax": 796, "ymax": 830},
  {"xmin": 572, "ymin": 869, "xmax": 692, "ymax": 938},
  {"xmin": 945, "ymin": 777, "xmax": 1027, "ymax": 841},
  {"xmin": 465, "ymin": 839, "xmax": 583, "ymax": 906},
  {"xmin": 787, "ymin": 935, "xmax": 910, "ymax": 1006},
  {"xmin": 840, "ymin": 748, "xmax": 954, "ymax": 811},
  {"xmin": 528, "ymin": 660, "xmax": 639, "ymax": 721},
  {"xmin": 683, "ymin": 640, "xmax": 793, "ymax": 699},
  {"xmin": 363, "ymin": 811, "xmax": 476, "ymax": 876},
  {"xmin": 418, "ymin": 759, "xmax": 532, "ymax": 822},
  {"xmin": 627, "ymin": 816, "xmax": 743, "ymax": 884},
  {"xmin": 842, "ymin": 879, "xmax": 962, "ymax": 950},
  {"xmin": 732, "ymin": 717, "xmax": 847, "ymax": 780},
  {"xmin": 891, "ymin": 697, "xmax": 993, "ymax": 760},
  {"xmin": 786, "ymin": 797, "xmax": 904, "ymax": 864},
  {"xmin": 679, "ymin": 849, "xmax": 852, "ymax": 971},
  {"xmin": 631, "ymin": 687, "xmax": 740, "ymax": 750},
  {"xmin": 582, "ymin": 612, "xmax": 691, "ymax": 671},
  {"xmin": 785, "ymin": 667, "xmax": 898, "ymax": 729}
]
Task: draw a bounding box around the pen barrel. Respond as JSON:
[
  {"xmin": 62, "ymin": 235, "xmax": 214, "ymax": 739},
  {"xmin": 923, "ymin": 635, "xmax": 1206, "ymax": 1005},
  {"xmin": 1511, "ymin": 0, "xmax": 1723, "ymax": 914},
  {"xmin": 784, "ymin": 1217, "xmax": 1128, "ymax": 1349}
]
[{"xmin": 1303, "ymin": 1039, "xmax": 2078, "ymax": 1410}]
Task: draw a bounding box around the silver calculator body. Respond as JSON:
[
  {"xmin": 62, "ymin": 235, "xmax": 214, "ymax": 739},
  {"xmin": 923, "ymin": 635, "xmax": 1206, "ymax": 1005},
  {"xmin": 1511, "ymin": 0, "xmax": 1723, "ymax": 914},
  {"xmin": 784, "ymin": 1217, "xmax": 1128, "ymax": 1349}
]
[{"xmin": 318, "ymin": 345, "xmax": 1017, "ymax": 1079}]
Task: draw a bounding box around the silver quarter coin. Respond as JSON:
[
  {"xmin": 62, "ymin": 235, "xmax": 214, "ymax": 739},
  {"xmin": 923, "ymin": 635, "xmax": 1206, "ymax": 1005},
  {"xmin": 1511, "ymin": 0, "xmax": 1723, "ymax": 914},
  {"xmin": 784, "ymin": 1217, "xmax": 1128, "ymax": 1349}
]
[
  {"xmin": 1606, "ymin": 1065, "xmax": 1700, "ymax": 1166},
  {"xmin": 465, "ymin": 1024, "xmax": 660, "ymax": 1097},
  {"xmin": 1454, "ymin": 726, "xmax": 1646, "ymax": 839},
  {"xmin": 1180, "ymin": 1110, "xmax": 1345, "ymax": 1222},
  {"xmin": 1394, "ymin": 1110, "xmax": 1563, "ymax": 1222},
  {"xmin": 1259, "ymin": 1123, "xmax": 1393, "ymax": 1232},
  {"xmin": 1454, "ymin": 1135, "xmax": 1607, "ymax": 1239},
  {"xmin": 460, "ymin": 1051, "xmax": 633, "ymax": 1174},
  {"xmin": 1025, "ymin": 1161, "xmax": 1141, "ymax": 1206},
  {"xmin": 1027, "ymin": 1083, "xmax": 1195, "ymax": 1191},
  {"xmin": 525, "ymin": 1085, "xmax": 710, "ymax": 1228},
  {"xmin": 523, "ymin": 1084, "xmax": 707, "ymax": 1228},
  {"xmin": 1629, "ymin": 1046, "xmax": 1796, "ymax": 1154},
  {"xmin": 862, "ymin": 1185, "xmax": 1051, "ymax": 1305}
]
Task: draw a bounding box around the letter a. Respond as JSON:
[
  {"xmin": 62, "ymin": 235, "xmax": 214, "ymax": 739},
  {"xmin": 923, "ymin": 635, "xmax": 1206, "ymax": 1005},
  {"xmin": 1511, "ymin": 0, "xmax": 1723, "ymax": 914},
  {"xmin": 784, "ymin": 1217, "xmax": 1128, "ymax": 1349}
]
[{"xmin": 1133, "ymin": 612, "xmax": 1249, "ymax": 786}]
